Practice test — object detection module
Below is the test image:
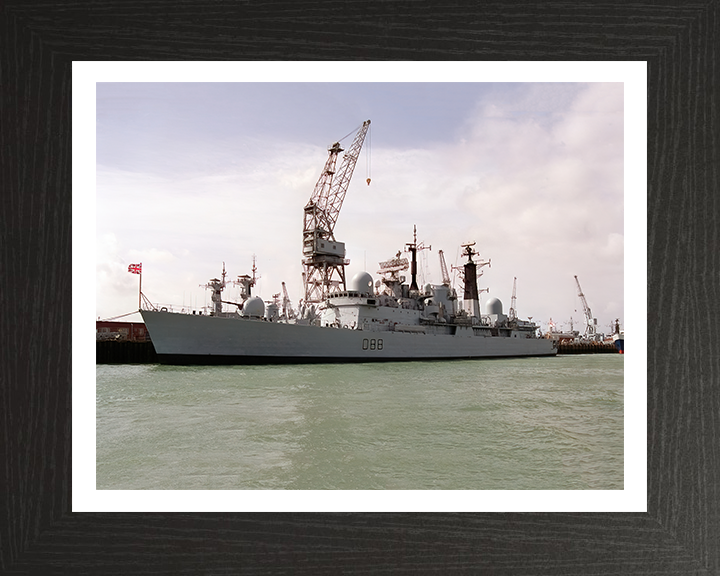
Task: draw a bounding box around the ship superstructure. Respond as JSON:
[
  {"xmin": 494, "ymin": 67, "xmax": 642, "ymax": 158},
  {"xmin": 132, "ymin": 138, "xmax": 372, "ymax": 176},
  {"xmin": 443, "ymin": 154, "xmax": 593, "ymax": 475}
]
[{"xmin": 141, "ymin": 225, "xmax": 554, "ymax": 363}]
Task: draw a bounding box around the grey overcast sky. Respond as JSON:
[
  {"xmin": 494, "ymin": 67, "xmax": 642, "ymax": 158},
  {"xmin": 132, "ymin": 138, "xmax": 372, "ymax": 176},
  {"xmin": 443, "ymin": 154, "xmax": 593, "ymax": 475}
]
[{"xmin": 96, "ymin": 81, "xmax": 624, "ymax": 334}]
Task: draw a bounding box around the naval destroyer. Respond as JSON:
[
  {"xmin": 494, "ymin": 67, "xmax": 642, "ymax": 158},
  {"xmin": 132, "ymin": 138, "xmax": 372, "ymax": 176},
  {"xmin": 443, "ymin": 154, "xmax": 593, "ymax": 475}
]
[{"xmin": 140, "ymin": 120, "xmax": 557, "ymax": 364}]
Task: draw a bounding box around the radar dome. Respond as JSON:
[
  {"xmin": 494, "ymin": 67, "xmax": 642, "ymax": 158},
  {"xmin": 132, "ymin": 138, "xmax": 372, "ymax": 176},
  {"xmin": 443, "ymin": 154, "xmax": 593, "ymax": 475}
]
[
  {"xmin": 485, "ymin": 297, "xmax": 503, "ymax": 315},
  {"xmin": 242, "ymin": 295, "xmax": 265, "ymax": 317},
  {"xmin": 349, "ymin": 271, "xmax": 374, "ymax": 295}
]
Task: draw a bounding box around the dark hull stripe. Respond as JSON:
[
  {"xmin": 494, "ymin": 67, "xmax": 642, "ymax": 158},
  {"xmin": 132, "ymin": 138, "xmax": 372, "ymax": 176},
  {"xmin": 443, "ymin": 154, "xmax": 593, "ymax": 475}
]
[{"xmin": 157, "ymin": 352, "xmax": 558, "ymax": 365}]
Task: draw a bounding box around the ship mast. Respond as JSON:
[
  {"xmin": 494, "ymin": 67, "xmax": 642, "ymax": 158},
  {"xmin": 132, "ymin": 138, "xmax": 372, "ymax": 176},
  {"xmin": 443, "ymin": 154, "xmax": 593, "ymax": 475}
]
[
  {"xmin": 405, "ymin": 225, "xmax": 431, "ymax": 292},
  {"xmin": 234, "ymin": 255, "xmax": 259, "ymax": 302},
  {"xmin": 201, "ymin": 262, "xmax": 228, "ymax": 316},
  {"xmin": 455, "ymin": 242, "xmax": 490, "ymax": 319}
]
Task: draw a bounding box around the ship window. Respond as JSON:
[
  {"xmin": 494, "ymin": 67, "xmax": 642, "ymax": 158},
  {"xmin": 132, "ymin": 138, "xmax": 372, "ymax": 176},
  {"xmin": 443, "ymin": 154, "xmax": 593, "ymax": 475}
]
[
  {"xmin": 362, "ymin": 338, "xmax": 369, "ymax": 350},
  {"xmin": 370, "ymin": 339, "xmax": 376, "ymax": 350}
]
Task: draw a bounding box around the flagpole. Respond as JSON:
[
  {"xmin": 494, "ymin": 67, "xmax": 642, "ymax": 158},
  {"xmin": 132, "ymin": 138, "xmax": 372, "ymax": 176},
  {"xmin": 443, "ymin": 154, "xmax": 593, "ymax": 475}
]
[{"xmin": 139, "ymin": 269, "xmax": 142, "ymax": 311}]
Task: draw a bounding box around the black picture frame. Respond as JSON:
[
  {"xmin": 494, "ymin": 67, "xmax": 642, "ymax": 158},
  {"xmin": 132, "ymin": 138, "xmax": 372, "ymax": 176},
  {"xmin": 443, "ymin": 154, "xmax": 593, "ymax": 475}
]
[{"xmin": 2, "ymin": 2, "xmax": 718, "ymax": 574}]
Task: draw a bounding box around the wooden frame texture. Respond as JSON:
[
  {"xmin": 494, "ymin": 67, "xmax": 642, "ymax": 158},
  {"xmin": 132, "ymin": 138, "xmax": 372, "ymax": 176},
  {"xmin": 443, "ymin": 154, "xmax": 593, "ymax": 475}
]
[{"xmin": 1, "ymin": 2, "xmax": 718, "ymax": 574}]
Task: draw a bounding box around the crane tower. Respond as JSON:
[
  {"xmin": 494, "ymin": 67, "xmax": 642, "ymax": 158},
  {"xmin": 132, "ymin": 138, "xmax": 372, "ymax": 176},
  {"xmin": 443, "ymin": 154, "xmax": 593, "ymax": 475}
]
[
  {"xmin": 574, "ymin": 275, "xmax": 600, "ymax": 340},
  {"xmin": 438, "ymin": 250, "xmax": 451, "ymax": 286},
  {"xmin": 509, "ymin": 277, "xmax": 517, "ymax": 322},
  {"xmin": 302, "ymin": 120, "xmax": 371, "ymax": 303}
]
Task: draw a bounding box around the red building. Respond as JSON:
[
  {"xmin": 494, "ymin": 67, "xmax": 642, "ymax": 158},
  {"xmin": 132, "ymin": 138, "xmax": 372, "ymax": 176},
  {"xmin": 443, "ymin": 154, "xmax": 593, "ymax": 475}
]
[{"xmin": 96, "ymin": 321, "xmax": 150, "ymax": 342}]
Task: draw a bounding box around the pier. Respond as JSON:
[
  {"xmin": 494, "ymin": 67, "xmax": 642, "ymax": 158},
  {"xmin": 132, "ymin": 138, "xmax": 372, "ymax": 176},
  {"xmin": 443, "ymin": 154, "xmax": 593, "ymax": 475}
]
[
  {"xmin": 556, "ymin": 341, "xmax": 619, "ymax": 354},
  {"xmin": 96, "ymin": 340, "xmax": 157, "ymax": 364}
]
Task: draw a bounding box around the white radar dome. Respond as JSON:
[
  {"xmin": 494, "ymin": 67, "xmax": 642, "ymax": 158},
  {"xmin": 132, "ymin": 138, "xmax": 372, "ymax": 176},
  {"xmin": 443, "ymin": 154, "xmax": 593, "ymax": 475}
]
[
  {"xmin": 242, "ymin": 295, "xmax": 265, "ymax": 317},
  {"xmin": 349, "ymin": 271, "xmax": 374, "ymax": 295},
  {"xmin": 485, "ymin": 297, "xmax": 503, "ymax": 315}
]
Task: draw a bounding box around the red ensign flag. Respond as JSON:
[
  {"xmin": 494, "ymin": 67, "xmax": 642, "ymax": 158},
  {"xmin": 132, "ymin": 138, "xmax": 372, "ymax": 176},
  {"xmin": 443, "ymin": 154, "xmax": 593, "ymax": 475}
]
[{"xmin": 128, "ymin": 263, "xmax": 142, "ymax": 274}]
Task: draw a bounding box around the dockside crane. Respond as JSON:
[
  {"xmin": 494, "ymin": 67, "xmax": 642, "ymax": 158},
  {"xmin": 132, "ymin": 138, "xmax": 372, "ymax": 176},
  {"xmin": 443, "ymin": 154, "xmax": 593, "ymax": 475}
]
[
  {"xmin": 281, "ymin": 281, "xmax": 295, "ymax": 319},
  {"xmin": 574, "ymin": 274, "xmax": 600, "ymax": 340},
  {"xmin": 438, "ymin": 250, "xmax": 451, "ymax": 286},
  {"xmin": 302, "ymin": 120, "xmax": 371, "ymax": 303},
  {"xmin": 508, "ymin": 277, "xmax": 517, "ymax": 322}
]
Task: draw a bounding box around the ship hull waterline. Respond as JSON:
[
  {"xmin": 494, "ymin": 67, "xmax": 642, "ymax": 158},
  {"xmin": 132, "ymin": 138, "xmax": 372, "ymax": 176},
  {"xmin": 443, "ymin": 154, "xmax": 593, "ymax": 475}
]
[{"xmin": 141, "ymin": 310, "xmax": 557, "ymax": 365}]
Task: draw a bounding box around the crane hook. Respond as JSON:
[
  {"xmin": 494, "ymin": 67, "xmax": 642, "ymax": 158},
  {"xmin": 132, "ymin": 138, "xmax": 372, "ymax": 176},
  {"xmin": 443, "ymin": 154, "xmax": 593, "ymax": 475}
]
[{"xmin": 366, "ymin": 178, "xmax": 371, "ymax": 186}]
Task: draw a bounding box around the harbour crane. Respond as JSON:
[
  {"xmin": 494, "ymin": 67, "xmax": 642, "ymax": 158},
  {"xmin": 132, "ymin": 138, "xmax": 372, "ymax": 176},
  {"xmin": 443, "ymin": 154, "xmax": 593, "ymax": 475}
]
[
  {"xmin": 574, "ymin": 274, "xmax": 600, "ymax": 340},
  {"xmin": 281, "ymin": 281, "xmax": 295, "ymax": 319},
  {"xmin": 302, "ymin": 120, "xmax": 371, "ymax": 303},
  {"xmin": 508, "ymin": 277, "xmax": 517, "ymax": 322},
  {"xmin": 438, "ymin": 249, "xmax": 451, "ymax": 286}
]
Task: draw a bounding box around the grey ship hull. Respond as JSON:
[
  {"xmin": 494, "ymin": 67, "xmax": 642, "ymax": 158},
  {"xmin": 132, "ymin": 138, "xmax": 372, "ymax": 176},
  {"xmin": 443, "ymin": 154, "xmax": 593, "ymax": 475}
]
[{"xmin": 141, "ymin": 310, "xmax": 557, "ymax": 365}]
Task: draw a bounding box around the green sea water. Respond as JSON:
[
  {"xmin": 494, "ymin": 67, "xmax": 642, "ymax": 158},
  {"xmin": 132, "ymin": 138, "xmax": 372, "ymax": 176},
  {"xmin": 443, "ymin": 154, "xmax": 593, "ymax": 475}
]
[{"xmin": 96, "ymin": 355, "xmax": 623, "ymax": 490}]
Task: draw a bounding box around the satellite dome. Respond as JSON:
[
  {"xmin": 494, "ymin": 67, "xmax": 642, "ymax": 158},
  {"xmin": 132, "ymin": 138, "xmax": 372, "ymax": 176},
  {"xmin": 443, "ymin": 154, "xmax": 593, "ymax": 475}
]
[
  {"xmin": 349, "ymin": 271, "xmax": 374, "ymax": 295},
  {"xmin": 242, "ymin": 295, "xmax": 265, "ymax": 317},
  {"xmin": 485, "ymin": 297, "xmax": 503, "ymax": 315}
]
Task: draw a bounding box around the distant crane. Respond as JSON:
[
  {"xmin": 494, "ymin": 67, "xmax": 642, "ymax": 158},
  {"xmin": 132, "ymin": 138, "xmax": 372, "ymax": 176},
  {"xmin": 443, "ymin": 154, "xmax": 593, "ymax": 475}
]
[
  {"xmin": 281, "ymin": 281, "xmax": 295, "ymax": 319},
  {"xmin": 438, "ymin": 250, "xmax": 451, "ymax": 286},
  {"xmin": 574, "ymin": 275, "xmax": 600, "ymax": 340},
  {"xmin": 508, "ymin": 277, "xmax": 517, "ymax": 322},
  {"xmin": 302, "ymin": 120, "xmax": 371, "ymax": 303}
]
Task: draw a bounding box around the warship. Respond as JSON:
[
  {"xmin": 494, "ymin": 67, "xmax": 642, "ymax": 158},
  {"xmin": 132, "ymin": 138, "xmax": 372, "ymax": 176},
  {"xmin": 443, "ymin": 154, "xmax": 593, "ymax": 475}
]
[{"xmin": 140, "ymin": 120, "xmax": 557, "ymax": 364}]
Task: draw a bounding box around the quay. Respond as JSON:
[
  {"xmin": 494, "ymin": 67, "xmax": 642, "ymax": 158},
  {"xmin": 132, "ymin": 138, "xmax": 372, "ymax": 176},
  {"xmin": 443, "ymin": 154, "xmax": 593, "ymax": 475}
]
[
  {"xmin": 556, "ymin": 341, "xmax": 619, "ymax": 354},
  {"xmin": 96, "ymin": 340, "xmax": 158, "ymax": 364}
]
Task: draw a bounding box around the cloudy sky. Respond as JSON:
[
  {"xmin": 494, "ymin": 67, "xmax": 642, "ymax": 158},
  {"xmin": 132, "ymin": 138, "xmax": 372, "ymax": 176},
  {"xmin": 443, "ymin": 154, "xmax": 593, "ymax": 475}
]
[{"xmin": 96, "ymin": 81, "xmax": 624, "ymax": 334}]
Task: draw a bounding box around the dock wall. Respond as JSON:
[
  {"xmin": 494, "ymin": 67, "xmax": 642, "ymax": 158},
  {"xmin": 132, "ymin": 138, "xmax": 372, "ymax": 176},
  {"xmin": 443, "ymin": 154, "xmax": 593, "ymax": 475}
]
[
  {"xmin": 96, "ymin": 341, "xmax": 158, "ymax": 364},
  {"xmin": 556, "ymin": 341, "xmax": 619, "ymax": 354}
]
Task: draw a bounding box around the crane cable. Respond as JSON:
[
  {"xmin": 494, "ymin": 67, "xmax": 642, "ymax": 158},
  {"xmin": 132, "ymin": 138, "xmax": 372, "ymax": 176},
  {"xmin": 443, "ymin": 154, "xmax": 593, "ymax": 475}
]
[
  {"xmin": 366, "ymin": 123, "xmax": 372, "ymax": 185},
  {"xmin": 337, "ymin": 122, "xmax": 364, "ymax": 143},
  {"xmin": 335, "ymin": 121, "xmax": 371, "ymax": 185}
]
